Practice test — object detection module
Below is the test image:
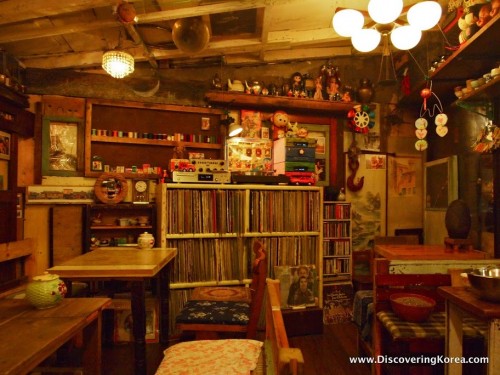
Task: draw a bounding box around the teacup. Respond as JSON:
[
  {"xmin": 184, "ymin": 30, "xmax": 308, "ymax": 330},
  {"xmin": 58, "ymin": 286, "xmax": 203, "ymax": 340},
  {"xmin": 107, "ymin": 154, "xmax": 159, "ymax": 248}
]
[
  {"xmin": 470, "ymin": 80, "xmax": 480, "ymax": 89},
  {"xmin": 491, "ymin": 67, "xmax": 500, "ymax": 77}
]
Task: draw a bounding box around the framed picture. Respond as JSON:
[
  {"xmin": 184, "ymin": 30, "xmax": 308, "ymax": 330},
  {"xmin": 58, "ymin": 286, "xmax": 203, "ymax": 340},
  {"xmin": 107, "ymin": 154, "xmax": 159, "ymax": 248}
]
[
  {"xmin": 26, "ymin": 185, "xmax": 95, "ymax": 204},
  {"xmin": 240, "ymin": 110, "xmax": 262, "ymax": 138},
  {"xmin": 274, "ymin": 264, "xmax": 319, "ymax": 308},
  {"xmin": 201, "ymin": 117, "xmax": 210, "ymax": 130},
  {"xmin": 0, "ymin": 130, "xmax": 10, "ymax": 160},
  {"xmin": 424, "ymin": 156, "xmax": 458, "ymax": 210},
  {"xmin": 42, "ymin": 116, "xmax": 84, "ymax": 176},
  {"xmin": 301, "ymin": 124, "xmax": 330, "ymax": 186}
]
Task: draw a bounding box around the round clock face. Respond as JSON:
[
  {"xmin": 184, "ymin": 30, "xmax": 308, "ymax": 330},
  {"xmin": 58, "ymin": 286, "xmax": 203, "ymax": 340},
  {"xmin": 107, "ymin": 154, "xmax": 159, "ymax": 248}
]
[{"xmin": 135, "ymin": 180, "xmax": 148, "ymax": 193}]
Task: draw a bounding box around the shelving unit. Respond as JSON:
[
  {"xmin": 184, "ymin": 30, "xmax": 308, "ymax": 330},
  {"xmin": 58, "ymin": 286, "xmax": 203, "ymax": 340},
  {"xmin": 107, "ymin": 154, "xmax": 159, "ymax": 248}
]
[
  {"xmin": 322, "ymin": 201, "xmax": 352, "ymax": 285},
  {"xmin": 84, "ymin": 98, "xmax": 225, "ymax": 178},
  {"xmin": 205, "ymin": 90, "xmax": 354, "ymax": 114},
  {"xmin": 156, "ymin": 183, "xmax": 323, "ymax": 333},
  {"xmin": 400, "ymin": 13, "xmax": 500, "ymax": 106},
  {"xmin": 84, "ymin": 203, "xmax": 156, "ymax": 252}
]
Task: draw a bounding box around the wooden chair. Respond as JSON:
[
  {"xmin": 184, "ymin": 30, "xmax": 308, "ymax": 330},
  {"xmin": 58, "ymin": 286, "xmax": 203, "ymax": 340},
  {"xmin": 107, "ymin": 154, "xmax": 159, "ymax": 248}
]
[
  {"xmin": 155, "ymin": 279, "xmax": 303, "ymax": 375},
  {"xmin": 176, "ymin": 241, "xmax": 267, "ymax": 340}
]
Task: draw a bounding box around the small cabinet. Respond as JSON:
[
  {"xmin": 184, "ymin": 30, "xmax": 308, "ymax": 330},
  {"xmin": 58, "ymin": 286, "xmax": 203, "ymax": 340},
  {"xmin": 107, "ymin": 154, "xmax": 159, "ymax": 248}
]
[
  {"xmin": 84, "ymin": 98, "xmax": 226, "ymax": 178},
  {"xmin": 84, "ymin": 203, "xmax": 156, "ymax": 252},
  {"xmin": 322, "ymin": 201, "xmax": 352, "ymax": 285}
]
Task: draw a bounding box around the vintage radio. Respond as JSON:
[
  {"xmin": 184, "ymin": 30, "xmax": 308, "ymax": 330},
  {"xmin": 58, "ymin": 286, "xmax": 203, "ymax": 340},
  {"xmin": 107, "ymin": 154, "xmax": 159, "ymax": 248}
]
[{"xmin": 189, "ymin": 159, "xmax": 227, "ymax": 172}]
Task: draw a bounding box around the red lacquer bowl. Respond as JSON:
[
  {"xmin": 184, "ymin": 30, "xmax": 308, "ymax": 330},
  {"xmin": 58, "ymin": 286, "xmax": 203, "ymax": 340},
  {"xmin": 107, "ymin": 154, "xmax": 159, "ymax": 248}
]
[{"xmin": 390, "ymin": 293, "xmax": 436, "ymax": 322}]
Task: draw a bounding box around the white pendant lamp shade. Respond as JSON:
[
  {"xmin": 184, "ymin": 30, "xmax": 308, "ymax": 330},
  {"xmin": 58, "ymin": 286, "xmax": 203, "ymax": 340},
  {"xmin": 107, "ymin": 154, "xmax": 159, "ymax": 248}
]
[
  {"xmin": 332, "ymin": 9, "xmax": 364, "ymax": 37},
  {"xmin": 352, "ymin": 28, "xmax": 381, "ymax": 52},
  {"xmin": 407, "ymin": 1, "xmax": 442, "ymax": 30},
  {"xmin": 390, "ymin": 25, "xmax": 422, "ymax": 50},
  {"xmin": 368, "ymin": 0, "xmax": 403, "ymax": 24}
]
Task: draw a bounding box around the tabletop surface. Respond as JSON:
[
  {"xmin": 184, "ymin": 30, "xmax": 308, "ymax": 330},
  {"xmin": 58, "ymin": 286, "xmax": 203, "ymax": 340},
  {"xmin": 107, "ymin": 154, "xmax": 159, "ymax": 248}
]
[
  {"xmin": 374, "ymin": 244, "xmax": 488, "ymax": 260},
  {"xmin": 0, "ymin": 298, "xmax": 110, "ymax": 375},
  {"xmin": 438, "ymin": 286, "xmax": 500, "ymax": 319},
  {"xmin": 47, "ymin": 248, "xmax": 177, "ymax": 278}
]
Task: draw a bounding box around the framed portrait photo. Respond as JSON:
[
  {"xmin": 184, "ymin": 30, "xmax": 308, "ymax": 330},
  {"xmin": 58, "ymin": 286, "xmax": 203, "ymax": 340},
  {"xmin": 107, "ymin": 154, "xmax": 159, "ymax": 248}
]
[{"xmin": 42, "ymin": 116, "xmax": 84, "ymax": 177}]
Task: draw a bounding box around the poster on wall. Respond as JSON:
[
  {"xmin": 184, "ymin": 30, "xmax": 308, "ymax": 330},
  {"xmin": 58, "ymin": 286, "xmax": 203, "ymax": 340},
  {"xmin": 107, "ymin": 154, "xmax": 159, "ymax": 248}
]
[
  {"xmin": 387, "ymin": 155, "xmax": 423, "ymax": 235},
  {"xmin": 345, "ymin": 153, "xmax": 387, "ymax": 252},
  {"xmin": 0, "ymin": 130, "xmax": 10, "ymax": 160},
  {"xmin": 226, "ymin": 138, "xmax": 273, "ymax": 174},
  {"xmin": 240, "ymin": 110, "xmax": 262, "ymax": 138}
]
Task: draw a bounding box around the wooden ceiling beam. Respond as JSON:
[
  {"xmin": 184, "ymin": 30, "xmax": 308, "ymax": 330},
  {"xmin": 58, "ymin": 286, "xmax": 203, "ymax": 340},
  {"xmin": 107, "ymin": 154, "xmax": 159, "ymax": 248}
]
[{"xmin": 0, "ymin": 0, "xmax": 115, "ymax": 26}]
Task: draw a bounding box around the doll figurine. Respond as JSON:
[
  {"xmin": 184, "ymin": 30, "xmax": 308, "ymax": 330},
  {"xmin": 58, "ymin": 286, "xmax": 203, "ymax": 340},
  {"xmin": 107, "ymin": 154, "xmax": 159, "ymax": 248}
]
[{"xmin": 313, "ymin": 76, "xmax": 323, "ymax": 100}]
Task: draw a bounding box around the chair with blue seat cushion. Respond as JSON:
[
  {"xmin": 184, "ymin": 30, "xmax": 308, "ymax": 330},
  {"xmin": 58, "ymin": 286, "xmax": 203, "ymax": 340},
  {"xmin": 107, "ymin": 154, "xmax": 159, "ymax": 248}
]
[{"xmin": 176, "ymin": 240, "xmax": 267, "ymax": 340}]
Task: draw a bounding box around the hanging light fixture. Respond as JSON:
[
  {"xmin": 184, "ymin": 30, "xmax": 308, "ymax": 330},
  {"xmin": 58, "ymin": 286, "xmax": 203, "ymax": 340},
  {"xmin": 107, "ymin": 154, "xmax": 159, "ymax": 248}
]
[
  {"xmin": 102, "ymin": 29, "xmax": 135, "ymax": 79},
  {"xmin": 332, "ymin": 1, "xmax": 442, "ymax": 53}
]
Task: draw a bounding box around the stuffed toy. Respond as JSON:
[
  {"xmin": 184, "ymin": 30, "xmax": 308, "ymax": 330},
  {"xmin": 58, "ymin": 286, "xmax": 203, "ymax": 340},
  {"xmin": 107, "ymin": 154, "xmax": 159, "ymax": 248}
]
[{"xmin": 270, "ymin": 110, "xmax": 290, "ymax": 140}]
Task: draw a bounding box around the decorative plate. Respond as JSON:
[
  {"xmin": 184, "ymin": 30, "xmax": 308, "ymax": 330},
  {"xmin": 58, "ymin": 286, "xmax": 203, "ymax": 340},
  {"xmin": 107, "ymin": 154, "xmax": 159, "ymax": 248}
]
[{"xmin": 94, "ymin": 173, "xmax": 128, "ymax": 204}]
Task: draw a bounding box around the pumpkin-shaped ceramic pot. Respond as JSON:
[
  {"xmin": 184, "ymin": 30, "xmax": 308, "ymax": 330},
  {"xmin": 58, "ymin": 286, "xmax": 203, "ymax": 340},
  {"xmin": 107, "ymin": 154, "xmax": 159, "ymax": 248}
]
[
  {"xmin": 26, "ymin": 272, "xmax": 67, "ymax": 309},
  {"xmin": 445, "ymin": 199, "xmax": 471, "ymax": 239},
  {"xmin": 137, "ymin": 232, "xmax": 155, "ymax": 249}
]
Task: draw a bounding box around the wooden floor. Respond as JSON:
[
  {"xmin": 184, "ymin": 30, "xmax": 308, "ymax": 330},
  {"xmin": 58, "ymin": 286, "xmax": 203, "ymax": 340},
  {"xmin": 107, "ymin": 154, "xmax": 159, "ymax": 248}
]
[{"xmin": 102, "ymin": 322, "xmax": 371, "ymax": 375}]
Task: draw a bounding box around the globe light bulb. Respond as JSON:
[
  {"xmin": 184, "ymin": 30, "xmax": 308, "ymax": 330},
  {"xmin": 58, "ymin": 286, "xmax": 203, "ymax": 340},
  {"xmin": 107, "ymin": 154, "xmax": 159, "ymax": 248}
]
[
  {"xmin": 368, "ymin": 0, "xmax": 403, "ymax": 24},
  {"xmin": 407, "ymin": 1, "xmax": 442, "ymax": 30},
  {"xmin": 390, "ymin": 25, "xmax": 422, "ymax": 50},
  {"xmin": 332, "ymin": 9, "xmax": 364, "ymax": 37},
  {"xmin": 352, "ymin": 28, "xmax": 381, "ymax": 52}
]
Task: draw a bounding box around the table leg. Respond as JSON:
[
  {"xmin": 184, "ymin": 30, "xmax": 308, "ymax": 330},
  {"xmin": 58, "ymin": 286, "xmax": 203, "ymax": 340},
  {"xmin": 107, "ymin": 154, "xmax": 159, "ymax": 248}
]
[
  {"xmin": 487, "ymin": 319, "xmax": 500, "ymax": 375},
  {"xmin": 130, "ymin": 280, "xmax": 147, "ymax": 375},
  {"xmin": 82, "ymin": 310, "xmax": 103, "ymax": 375},
  {"xmin": 445, "ymin": 300, "xmax": 464, "ymax": 375},
  {"xmin": 158, "ymin": 263, "xmax": 170, "ymax": 345}
]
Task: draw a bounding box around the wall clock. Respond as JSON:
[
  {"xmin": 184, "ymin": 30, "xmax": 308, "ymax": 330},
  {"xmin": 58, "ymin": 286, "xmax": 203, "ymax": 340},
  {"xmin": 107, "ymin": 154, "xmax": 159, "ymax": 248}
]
[
  {"xmin": 94, "ymin": 173, "xmax": 128, "ymax": 204},
  {"xmin": 132, "ymin": 179, "xmax": 149, "ymax": 204}
]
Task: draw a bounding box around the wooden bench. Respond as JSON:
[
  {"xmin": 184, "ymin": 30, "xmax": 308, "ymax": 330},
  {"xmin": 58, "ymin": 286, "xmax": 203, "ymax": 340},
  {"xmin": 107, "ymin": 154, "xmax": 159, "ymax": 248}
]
[{"xmin": 154, "ymin": 279, "xmax": 303, "ymax": 375}]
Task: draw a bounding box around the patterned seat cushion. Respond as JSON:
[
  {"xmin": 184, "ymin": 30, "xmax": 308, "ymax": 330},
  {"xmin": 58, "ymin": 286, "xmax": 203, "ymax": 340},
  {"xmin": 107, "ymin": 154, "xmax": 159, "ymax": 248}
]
[
  {"xmin": 377, "ymin": 311, "xmax": 487, "ymax": 339},
  {"xmin": 176, "ymin": 300, "xmax": 250, "ymax": 325},
  {"xmin": 155, "ymin": 339, "xmax": 263, "ymax": 375},
  {"xmin": 190, "ymin": 286, "xmax": 252, "ymax": 303}
]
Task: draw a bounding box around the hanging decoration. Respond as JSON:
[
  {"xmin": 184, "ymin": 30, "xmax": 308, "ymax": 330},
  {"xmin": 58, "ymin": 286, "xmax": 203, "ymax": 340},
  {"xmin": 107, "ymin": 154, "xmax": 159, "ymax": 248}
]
[
  {"xmin": 346, "ymin": 139, "xmax": 364, "ymax": 192},
  {"xmin": 414, "ymin": 80, "xmax": 449, "ymax": 150},
  {"xmin": 472, "ymin": 120, "xmax": 500, "ymax": 153},
  {"xmin": 347, "ymin": 104, "xmax": 376, "ymax": 134}
]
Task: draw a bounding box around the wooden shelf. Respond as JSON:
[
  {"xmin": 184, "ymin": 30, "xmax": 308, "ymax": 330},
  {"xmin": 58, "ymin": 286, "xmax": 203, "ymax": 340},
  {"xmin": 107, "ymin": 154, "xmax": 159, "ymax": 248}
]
[
  {"xmin": 455, "ymin": 76, "xmax": 500, "ymax": 103},
  {"xmin": 91, "ymin": 136, "xmax": 222, "ymax": 149},
  {"xmin": 91, "ymin": 225, "xmax": 153, "ymax": 230},
  {"xmin": 205, "ymin": 90, "xmax": 355, "ymax": 114},
  {"xmin": 399, "ymin": 13, "xmax": 500, "ymax": 106}
]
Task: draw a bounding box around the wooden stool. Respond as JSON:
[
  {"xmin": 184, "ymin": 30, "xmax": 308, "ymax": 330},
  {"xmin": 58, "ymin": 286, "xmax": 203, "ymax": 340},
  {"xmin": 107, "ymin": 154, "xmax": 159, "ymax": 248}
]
[{"xmin": 444, "ymin": 237, "xmax": 473, "ymax": 252}]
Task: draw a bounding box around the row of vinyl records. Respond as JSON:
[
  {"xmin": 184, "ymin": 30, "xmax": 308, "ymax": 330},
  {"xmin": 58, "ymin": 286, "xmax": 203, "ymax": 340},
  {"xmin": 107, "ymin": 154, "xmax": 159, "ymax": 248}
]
[
  {"xmin": 323, "ymin": 239, "xmax": 351, "ymax": 256},
  {"xmin": 166, "ymin": 236, "xmax": 319, "ymax": 284},
  {"xmin": 324, "ymin": 203, "xmax": 350, "ymax": 220},
  {"xmin": 323, "ymin": 258, "xmax": 350, "ymax": 275},
  {"xmin": 323, "ymin": 222, "xmax": 350, "ymax": 238},
  {"xmin": 164, "ymin": 189, "xmax": 321, "ymax": 234}
]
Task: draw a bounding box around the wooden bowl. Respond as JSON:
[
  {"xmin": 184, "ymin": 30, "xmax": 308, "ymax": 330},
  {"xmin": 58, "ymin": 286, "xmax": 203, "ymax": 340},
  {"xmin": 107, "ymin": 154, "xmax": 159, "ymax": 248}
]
[{"xmin": 390, "ymin": 293, "xmax": 436, "ymax": 322}]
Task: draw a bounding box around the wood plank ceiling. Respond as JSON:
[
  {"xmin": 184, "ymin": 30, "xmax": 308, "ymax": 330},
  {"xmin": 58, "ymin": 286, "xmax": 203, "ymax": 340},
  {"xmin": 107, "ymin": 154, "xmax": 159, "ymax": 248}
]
[{"xmin": 0, "ymin": 0, "xmax": 440, "ymax": 73}]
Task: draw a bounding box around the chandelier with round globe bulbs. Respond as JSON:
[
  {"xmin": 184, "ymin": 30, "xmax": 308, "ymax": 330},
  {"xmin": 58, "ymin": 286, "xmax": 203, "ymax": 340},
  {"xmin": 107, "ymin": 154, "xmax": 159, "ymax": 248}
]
[{"xmin": 332, "ymin": 0, "xmax": 442, "ymax": 52}]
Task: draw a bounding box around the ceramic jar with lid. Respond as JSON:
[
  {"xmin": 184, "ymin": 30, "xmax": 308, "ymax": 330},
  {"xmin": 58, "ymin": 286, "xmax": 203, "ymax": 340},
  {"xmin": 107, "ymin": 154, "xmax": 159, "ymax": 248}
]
[
  {"xmin": 26, "ymin": 272, "xmax": 67, "ymax": 309},
  {"xmin": 137, "ymin": 232, "xmax": 155, "ymax": 249}
]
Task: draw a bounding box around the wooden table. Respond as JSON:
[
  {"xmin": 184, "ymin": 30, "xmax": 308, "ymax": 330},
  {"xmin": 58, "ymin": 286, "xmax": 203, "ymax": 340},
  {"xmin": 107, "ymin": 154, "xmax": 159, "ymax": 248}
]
[
  {"xmin": 0, "ymin": 297, "xmax": 110, "ymax": 375},
  {"xmin": 438, "ymin": 286, "xmax": 500, "ymax": 375},
  {"xmin": 374, "ymin": 244, "xmax": 489, "ymax": 260},
  {"xmin": 48, "ymin": 248, "xmax": 177, "ymax": 375}
]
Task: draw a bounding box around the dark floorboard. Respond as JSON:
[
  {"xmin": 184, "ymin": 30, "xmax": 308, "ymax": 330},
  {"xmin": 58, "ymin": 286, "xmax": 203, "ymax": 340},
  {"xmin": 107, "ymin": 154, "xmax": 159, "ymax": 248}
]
[{"xmin": 102, "ymin": 322, "xmax": 371, "ymax": 375}]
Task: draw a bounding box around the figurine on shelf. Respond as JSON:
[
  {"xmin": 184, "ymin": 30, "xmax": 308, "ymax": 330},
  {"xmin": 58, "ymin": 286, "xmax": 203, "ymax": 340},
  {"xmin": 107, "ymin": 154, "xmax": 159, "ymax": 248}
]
[
  {"xmin": 313, "ymin": 76, "xmax": 323, "ymax": 100},
  {"xmin": 291, "ymin": 72, "xmax": 304, "ymax": 97},
  {"xmin": 327, "ymin": 76, "xmax": 342, "ymax": 101}
]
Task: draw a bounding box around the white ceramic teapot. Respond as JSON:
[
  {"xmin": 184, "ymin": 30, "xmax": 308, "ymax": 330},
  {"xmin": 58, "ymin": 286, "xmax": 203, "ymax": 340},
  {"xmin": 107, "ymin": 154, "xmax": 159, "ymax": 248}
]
[
  {"xmin": 227, "ymin": 79, "xmax": 244, "ymax": 92},
  {"xmin": 137, "ymin": 232, "xmax": 155, "ymax": 249}
]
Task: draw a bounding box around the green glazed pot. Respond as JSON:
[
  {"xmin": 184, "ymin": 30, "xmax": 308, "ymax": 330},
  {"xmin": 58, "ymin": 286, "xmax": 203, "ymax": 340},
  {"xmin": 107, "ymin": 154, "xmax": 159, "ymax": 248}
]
[{"xmin": 26, "ymin": 272, "xmax": 67, "ymax": 309}]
